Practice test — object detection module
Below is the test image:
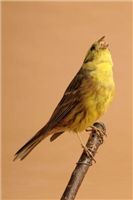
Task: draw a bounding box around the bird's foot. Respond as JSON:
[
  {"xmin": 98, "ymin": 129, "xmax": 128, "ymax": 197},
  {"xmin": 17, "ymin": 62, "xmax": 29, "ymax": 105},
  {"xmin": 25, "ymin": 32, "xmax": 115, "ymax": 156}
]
[
  {"xmin": 81, "ymin": 143, "xmax": 96, "ymax": 163},
  {"xmin": 77, "ymin": 132, "xmax": 96, "ymax": 163},
  {"xmin": 91, "ymin": 125, "xmax": 106, "ymax": 136},
  {"xmin": 90, "ymin": 125, "xmax": 106, "ymax": 143}
]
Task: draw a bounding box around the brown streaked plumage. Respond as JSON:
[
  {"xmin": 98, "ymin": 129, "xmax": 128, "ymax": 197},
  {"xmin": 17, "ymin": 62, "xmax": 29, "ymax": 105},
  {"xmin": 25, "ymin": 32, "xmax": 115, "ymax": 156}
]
[{"xmin": 13, "ymin": 36, "xmax": 115, "ymax": 161}]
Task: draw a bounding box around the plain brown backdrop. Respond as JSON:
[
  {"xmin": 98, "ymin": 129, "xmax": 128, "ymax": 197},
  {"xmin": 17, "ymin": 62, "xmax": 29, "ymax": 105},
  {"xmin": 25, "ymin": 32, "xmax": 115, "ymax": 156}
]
[{"xmin": 1, "ymin": 1, "xmax": 132, "ymax": 200}]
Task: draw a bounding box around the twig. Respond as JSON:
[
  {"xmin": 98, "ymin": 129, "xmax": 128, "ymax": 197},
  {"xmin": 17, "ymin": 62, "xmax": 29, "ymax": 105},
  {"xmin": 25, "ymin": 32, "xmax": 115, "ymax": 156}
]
[{"xmin": 60, "ymin": 122, "xmax": 106, "ymax": 200}]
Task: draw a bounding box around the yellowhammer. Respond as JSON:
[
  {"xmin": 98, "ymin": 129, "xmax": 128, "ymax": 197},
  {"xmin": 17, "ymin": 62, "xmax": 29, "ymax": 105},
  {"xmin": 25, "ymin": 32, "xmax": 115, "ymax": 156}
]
[{"xmin": 13, "ymin": 36, "xmax": 115, "ymax": 161}]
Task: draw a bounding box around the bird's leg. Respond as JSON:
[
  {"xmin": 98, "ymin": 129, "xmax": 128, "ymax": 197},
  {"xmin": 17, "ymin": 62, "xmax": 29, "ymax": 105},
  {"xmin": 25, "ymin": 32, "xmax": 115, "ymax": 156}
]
[{"xmin": 77, "ymin": 132, "xmax": 96, "ymax": 162}]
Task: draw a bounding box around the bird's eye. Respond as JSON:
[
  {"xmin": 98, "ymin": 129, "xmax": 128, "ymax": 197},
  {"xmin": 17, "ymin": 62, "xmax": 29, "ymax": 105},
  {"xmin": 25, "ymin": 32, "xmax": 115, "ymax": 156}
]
[{"xmin": 90, "ymin": 45, "xmax": 95, "ymax": 51}]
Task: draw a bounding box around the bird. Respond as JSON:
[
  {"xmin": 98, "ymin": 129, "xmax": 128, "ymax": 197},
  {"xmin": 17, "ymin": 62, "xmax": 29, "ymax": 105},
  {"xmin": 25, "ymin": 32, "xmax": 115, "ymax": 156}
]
[{"xmin": 13, "ymin": 36, "xmax": 115, "ymax": 161}]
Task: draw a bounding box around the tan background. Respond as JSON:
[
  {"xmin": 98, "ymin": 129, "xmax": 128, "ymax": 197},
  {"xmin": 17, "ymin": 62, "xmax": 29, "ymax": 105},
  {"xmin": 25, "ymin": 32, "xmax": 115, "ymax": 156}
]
[{"xmin": 1, "ymin": 2, "xmax": 132, "ymax": 200}]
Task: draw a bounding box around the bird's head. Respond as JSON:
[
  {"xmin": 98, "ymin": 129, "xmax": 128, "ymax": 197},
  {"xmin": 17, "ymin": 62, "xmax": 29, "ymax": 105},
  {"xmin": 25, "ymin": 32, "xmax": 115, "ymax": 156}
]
[{"xmin": 84, "ymin": 36, "xmax": 112, "ymax": 64}]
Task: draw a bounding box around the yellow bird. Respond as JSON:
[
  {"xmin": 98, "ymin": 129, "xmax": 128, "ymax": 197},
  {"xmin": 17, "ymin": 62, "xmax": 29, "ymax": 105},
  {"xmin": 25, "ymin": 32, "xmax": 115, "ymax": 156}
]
[{"xmin": 13, "ymin": 36, "xmax": 115, "ymax": 161}]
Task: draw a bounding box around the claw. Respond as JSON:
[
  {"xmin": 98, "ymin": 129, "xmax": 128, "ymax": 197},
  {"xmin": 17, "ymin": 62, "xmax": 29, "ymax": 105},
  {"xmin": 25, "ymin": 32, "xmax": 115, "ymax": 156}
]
[
  {"xmin": 82, "ymin": 144, "xmax": 96, "ymax": 163},
  {"xmin": 77, "ymin": 132, "xmax": 96, "ymax": 163},
  {"xmin": 85, "ymin": 128, "xmax": 91, "ymax": 132},
  {"xmin": 91, "ymin": 125, "xmax": 107, "ymax": 138}
]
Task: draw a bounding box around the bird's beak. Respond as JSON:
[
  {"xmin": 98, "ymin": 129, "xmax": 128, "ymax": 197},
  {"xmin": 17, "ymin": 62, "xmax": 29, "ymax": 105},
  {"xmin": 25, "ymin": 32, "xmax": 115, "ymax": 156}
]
[{"xmin": 98, "ymin": 36, "xmax": 109, "ymax": 49}]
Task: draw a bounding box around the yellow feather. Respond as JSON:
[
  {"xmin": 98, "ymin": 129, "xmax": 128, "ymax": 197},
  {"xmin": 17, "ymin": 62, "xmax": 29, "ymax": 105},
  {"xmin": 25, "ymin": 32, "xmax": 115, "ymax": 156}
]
[{"xmin": 13, "ymin": 36, "xmax": 115, "ymax": 161}]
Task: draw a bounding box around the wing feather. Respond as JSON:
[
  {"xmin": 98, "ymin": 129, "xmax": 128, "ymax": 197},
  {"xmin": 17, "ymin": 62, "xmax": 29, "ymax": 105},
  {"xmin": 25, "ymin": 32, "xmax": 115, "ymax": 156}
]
[{"xmin": 46, "ymin": 68, "xmax": 85, "ymax": 130}]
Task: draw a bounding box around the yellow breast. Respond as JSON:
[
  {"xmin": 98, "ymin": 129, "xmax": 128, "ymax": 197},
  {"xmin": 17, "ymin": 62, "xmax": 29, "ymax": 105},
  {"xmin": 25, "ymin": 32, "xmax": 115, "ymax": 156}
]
[{"xmin": 70, "ymin": 62, "xmax": 115, "ymax": 133}]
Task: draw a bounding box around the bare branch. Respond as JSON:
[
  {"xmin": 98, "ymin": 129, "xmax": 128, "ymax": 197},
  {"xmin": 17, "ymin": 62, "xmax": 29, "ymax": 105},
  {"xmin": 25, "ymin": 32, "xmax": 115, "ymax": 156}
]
[{"xmin": 60, "ymin": 122, "xmax": 106, "ymax": 200}]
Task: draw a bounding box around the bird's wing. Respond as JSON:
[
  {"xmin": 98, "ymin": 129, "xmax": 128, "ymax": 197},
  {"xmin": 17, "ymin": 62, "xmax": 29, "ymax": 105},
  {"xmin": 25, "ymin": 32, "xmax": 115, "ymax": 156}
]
[{"xmin": 46, "ymin": 68, "xmax": 85, "ymax": 131}]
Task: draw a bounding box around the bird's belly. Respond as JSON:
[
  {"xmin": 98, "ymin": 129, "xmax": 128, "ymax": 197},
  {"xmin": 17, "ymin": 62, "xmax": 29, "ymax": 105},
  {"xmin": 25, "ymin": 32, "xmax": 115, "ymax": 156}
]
[
  {"xmin": 68, "ymin": 85, "xmax": 114, "ymax": 133},
  {"xmin": 56, "ymin": 82, "xmax": 115, "ymax": 133}
]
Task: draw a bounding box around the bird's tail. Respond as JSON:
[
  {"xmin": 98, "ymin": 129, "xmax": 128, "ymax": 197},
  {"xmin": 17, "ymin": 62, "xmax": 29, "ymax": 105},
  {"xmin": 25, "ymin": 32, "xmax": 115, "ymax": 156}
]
[{"xmin": 13, "ymin": 125, "xmax": 49, "ymax": 161}]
